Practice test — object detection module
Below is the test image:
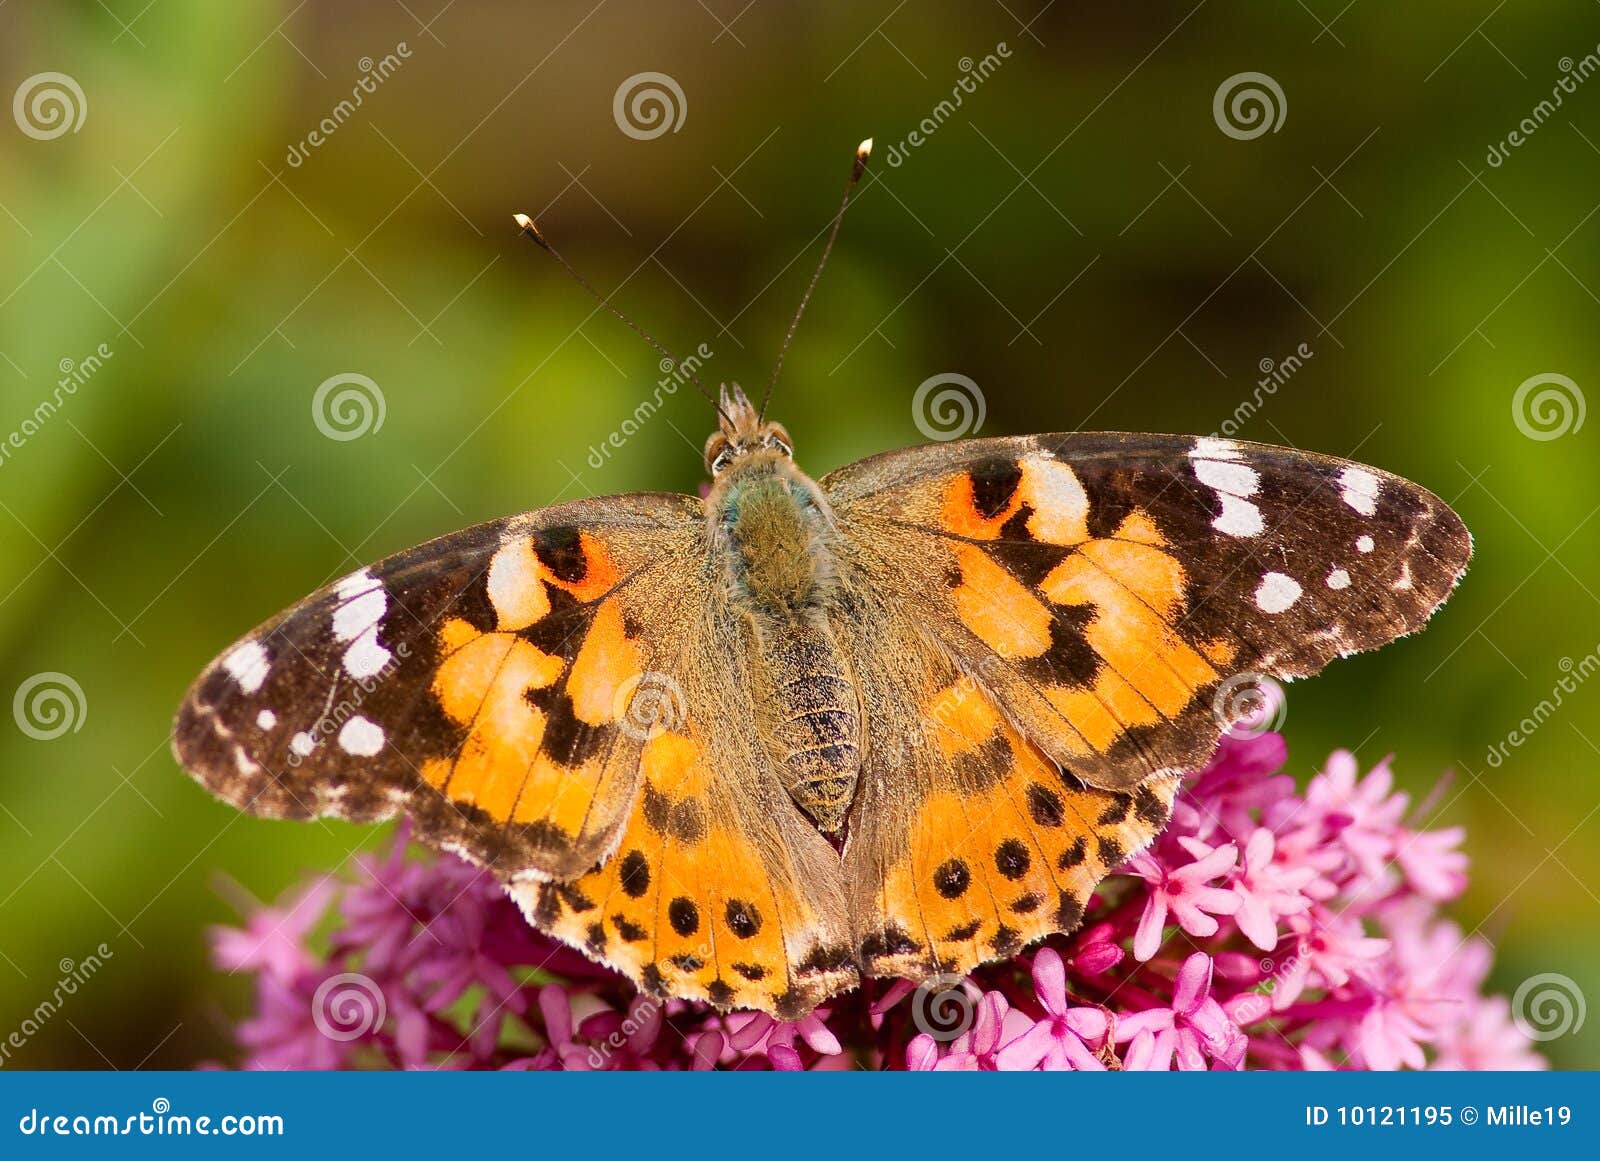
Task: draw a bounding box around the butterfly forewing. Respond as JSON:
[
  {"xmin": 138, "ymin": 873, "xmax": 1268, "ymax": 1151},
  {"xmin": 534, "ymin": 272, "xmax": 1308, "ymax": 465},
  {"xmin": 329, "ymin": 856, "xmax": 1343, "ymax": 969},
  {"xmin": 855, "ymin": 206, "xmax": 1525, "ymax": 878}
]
[
  {"xmin": 173, "ymin": 495, "xmax": 703, "ymax": 880},
  {"xmin": 823, "ymin": 432, "xmax": 1471, "ymax": 794}
]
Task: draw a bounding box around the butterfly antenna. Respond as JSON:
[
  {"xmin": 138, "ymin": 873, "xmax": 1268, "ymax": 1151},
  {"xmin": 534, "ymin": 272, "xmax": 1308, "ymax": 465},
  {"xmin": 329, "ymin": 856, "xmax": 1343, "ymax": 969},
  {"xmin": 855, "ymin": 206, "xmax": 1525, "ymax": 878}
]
[
  {"xmin": 758, "ymin": 137, "xmax": 872, "ymax": 424},
  {"xmin": 512, "ymin": 213, "xmax": 732, "ymax": 427}
]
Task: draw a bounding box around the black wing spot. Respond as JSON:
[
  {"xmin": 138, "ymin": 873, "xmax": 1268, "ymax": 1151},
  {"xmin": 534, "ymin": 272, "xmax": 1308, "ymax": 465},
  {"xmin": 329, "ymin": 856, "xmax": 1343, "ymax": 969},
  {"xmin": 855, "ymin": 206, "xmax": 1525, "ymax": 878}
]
[
  {"xmin": 991, "ymin": 924, "xmax": 1022, "ymax": 956},
  {"xmin": 1134, "ymin": 784, "xmax": 1170, "ymax": 826},
  {"xmin": 619, "ymin": 850, "xmax": 650, "ymax": 898},
  {"xmin": 1026, "ymin": 783, "xmax": 1065, "ymax": 827},
  {"xmin": 968, "ymin": 460, "xmax": 1024, "ymax": 519},
  {"xmin": 724, "ymin": 899, "xmax": 763, "ymax": 939},
  {"xmin": 668, "ymin": 896, "xmax": 700, "ymax": 936},
  {"xmin": 612, "ymin": 913, "xmax": 648, "ymax": 942},
  {"xmin": 932, "ymin": 858, "xmax": 971, "ymax": 899},
  {"xmin": 532, "ymin": 526, "xmax": 589, "ymax": 584},
  {"xmin": 994, "ymin": 838, "xmax": 1031, "ymax": 880},
  {"xmin": 1096, "ymin": 796, "xmax": 1132, "ymax": 825},
  {"xmin": 943, "ymin": 918, "xmax": 983, "ymax": 941},
  {"xmin": 1056, "ymin": 890, "xmax": 1085, "ymax": 930}
]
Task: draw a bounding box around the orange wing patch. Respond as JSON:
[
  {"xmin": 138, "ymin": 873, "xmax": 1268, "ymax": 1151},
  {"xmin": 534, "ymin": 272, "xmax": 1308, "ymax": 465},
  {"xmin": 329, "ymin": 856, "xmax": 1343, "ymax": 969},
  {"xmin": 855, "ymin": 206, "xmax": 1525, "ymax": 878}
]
[
  {"xmin": 411, "ymin": 524, "xmax": 656, "ymax": 877},
  {"xmin": 934, "ymin": 455, "xmax": 1225, "ymax": 760},
  {"xmin": 517, "ymin": 728, "xmax": 858, "ymax": 1018},
  {"xmin": 1036, "ymin": 509, "xmax": 1221, "ymax": 754}
]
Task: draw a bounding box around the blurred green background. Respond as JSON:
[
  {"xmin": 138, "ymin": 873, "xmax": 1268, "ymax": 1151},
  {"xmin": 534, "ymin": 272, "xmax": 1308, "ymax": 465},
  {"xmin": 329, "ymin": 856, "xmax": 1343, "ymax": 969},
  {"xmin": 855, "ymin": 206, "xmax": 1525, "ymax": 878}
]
[{"xmin": 1, "ymin": 0, "xmax": 1597, "ymax": 1068}]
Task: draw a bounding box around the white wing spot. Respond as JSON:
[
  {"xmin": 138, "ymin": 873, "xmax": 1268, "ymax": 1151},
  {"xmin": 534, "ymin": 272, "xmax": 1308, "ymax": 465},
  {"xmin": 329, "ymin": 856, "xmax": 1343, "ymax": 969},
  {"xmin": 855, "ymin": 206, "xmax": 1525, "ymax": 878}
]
[
  {"xmin": 290, "ymin": 732, "xmax": 317, "ymax": 758},
  {"xmin": 335, "ymin": 568, "xmax": 381, "ymax": 600},
  {"xmin": 1193, "ymin": 452, "xmax": 1262, "ymax": 538},
  {"xmin": 256, "ymin": 709, "xmax": 277, "ymax": 730},
  {"xmin": 223, "ymin": 641, "xmax": 271, "ymax": 693},
  {"xmin": 333, "ymin": 586, "xmax": 386, "ymax": 643},
  {"xmin": 1193, "ymin": 458, "xmax": 1258, "ymax": 496},
  {"xmin": 1189, "ymin": 437, "xmax": 1243, "ymax": 461},
  {"xmin": 1338, "ymin": 466, "xmax": 1381, "ymax": 516},
  {"xmin": 338, "ymin": 715, "xmax": 386, "ymax": 757},
  {"xmin": 343, "ymin": 626, "xmax": 393, "ymax": 679},
  {"xmin": 1255, "ymin": 572, "xmax": 1303, "ymax": 614},
  {"xmin": 1213, "ymin": 494, "xmax": 1264, "ymax": 537},
  {"xmin": 1395, "ymin": 562, "xmax": 1414, "ymax": 591},
  {"xmin": 1356, "ymin": 534, "xmax": 1375, "ymax": 553},
  {"xmin": 1326, "ymin": 568, "xmax": 1352, "ymax": 591}
]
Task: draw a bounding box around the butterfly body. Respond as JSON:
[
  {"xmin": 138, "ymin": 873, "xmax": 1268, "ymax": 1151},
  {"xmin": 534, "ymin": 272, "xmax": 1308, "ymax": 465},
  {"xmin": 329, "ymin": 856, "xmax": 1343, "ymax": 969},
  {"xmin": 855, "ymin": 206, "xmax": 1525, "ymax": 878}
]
[
  {"xmin": 709, "ymin": 389, "xmax": 862, "ymax": 833},
  {"xmin": 176, "ymin": 388, "xmax": 1471, "ymax": 1018}
]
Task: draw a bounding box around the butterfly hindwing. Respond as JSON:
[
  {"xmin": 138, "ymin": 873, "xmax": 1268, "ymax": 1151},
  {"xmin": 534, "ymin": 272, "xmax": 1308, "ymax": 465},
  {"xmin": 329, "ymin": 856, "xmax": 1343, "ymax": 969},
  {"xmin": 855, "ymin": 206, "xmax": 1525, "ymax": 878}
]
[
  {"xmin": 838, "ymin": 605, "xmax": 1178, "ymax": 982},
  {"xmin": 824, "ymin": 432, "xmax": 1471, "ymax": 792},
  {"xmin": 510, "ymin": 706, "xmax": 857, "ymax": 1018}
]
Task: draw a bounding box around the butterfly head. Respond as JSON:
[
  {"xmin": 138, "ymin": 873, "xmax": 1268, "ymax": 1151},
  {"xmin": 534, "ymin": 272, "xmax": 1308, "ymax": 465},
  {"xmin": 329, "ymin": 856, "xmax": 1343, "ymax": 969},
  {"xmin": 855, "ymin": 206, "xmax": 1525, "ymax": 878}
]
[{"xmin": 705, "ymin": 383, "xmax": 794, "ymax": 478}]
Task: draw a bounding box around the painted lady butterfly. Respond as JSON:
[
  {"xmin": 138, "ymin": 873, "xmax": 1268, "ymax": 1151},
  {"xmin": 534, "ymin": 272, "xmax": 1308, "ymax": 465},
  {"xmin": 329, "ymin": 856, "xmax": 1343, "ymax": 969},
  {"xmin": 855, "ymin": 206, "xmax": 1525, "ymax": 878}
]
[{"xmin": 174, "ymin": 142, "xmax": 1471, "ymax": 1019}]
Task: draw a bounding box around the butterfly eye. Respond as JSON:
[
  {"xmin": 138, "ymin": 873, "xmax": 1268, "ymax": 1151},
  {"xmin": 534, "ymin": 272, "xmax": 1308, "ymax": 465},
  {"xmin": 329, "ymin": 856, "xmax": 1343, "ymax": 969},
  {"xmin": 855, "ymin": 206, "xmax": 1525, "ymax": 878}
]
[
  {"xmin": 766, "ymin": 434, "xmax": 793, "ymax": 458},
  {"xmin": 710, "ymin": 447, "xmax": 736, "ymax": 475}
]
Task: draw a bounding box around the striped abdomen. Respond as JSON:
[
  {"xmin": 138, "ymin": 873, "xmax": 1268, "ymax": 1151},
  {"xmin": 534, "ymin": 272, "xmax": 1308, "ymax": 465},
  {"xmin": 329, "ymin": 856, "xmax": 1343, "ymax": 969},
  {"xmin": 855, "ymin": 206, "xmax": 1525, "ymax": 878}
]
[{"xmin": 760, "ymin": 616, "xmax": 861, "ymax": 835}]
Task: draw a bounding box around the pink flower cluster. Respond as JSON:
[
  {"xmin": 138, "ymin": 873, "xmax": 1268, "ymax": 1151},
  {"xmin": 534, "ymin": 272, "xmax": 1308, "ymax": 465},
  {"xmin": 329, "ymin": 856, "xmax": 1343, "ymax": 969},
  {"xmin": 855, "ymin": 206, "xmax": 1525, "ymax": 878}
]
[{"xmin": 211, "ymin": 732, "xmax": 1544, "ymax": 1070}]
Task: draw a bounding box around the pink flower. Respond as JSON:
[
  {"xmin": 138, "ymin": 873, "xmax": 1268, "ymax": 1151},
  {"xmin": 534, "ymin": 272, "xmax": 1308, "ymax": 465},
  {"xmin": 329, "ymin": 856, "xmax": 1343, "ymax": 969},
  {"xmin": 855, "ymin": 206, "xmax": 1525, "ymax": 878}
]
[
  {"xmin": 1228, "ymin": 828, "xmax": 1318, "ymax": 950},
  {"xmin": 1116, "ymin": 952, "xmax": 1247, "ymax": 1070},
  {"xmin": 1126, "ymin": 839, "xmax": 1241, "ymax": 960},
  {"xmin": 908, "ymin": 990, "xmax": 1020, "ymax": 1070},
  {"xmin": 1304, "ymin": 751, "xmax": 1408, "ymax": 883},
  {"xmin": 1392, "ymin": 825, "xmax": 1468, "ymax": 901},
  {"xmin": 995, "ymin": 950, "xmax": 1109, "ymax": 1070},
  {"xmin": 210, "ymin": 877, "xmax": 334, "ymax": 983},
  {"xmin": 207, "ymin": 731, "xmax": 1541, "ymax": 1072}
]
